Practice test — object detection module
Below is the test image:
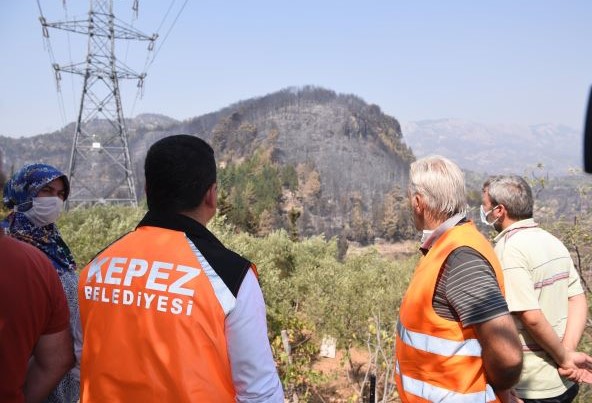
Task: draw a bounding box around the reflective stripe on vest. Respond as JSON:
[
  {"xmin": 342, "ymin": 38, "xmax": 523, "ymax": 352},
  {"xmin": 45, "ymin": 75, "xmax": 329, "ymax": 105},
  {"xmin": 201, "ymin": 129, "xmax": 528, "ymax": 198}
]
[
  {"xmin": 79, "ymin": 227, "xmax": 236, "ymax": 402},
  {"xmin": 395, "ymin": 223, "xmax": 504, "ymax": 403},
  {"xmin": 396, "ymin": 360, "xmax": 496, "ymax": 403},
  {"xmin": 188, "ymin": 237, "xmax": 236, "ymax": 316},
  {"xmin": 397, "ymin": 321, "xmax": 482, "ymax": 357}
]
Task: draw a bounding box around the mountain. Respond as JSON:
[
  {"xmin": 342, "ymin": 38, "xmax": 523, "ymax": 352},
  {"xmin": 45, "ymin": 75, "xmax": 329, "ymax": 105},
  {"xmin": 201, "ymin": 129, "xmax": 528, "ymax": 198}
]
[
  {"xmin": 5, "ymin": 89, "xmax": 585, "ymax": 242},
  {"xmin": 0, "ymin": 87, "xmax": 414, "ymax": 242},
  {"xmin": 402, "ymin": 119, "xmax": 582, "ymax": 177}
]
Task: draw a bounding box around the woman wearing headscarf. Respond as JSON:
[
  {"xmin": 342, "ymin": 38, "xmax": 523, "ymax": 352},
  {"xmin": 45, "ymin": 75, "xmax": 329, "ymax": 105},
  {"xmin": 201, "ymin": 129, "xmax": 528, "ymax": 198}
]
[{"xmin": 2, "ymin": 163, "xmax": 80, "ymax": 403}]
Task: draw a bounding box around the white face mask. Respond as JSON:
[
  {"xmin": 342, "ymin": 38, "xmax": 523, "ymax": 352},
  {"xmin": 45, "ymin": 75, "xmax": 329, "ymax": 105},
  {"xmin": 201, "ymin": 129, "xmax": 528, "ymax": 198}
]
[
  {"xmin": 22, "ymin": 197, "xmax": 64, "ymax": 228},
  {"xmin": 479, "ymin": 204, "xmax": 499, "ymax": 227}
]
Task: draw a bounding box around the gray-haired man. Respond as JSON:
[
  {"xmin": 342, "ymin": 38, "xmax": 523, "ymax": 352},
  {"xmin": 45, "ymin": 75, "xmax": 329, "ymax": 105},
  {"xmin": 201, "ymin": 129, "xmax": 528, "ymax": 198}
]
[{"xmin": 482, "ymin": 175, "xmax": 592, "ymax": 402}]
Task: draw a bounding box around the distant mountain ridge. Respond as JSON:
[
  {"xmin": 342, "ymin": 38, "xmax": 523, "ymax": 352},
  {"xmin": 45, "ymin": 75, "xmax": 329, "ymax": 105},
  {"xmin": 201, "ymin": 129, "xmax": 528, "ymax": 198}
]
[
  {"xmin": 0, "ymin": 86, "xmax": 414, "ymax": 241},
  {"xmin": 1, "ymin": 88, "xmax": 585, "ymax": 240},
  {"xmin": 402, "ymin": 118, "xmax": 582, "ymax": 177}
]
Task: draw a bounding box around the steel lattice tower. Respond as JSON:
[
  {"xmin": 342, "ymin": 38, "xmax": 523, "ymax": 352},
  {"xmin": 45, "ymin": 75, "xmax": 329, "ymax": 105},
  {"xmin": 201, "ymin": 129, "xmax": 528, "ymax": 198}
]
[{"xmin": 41, "ymin": 0, "xmax": 156, "ymax": 208}]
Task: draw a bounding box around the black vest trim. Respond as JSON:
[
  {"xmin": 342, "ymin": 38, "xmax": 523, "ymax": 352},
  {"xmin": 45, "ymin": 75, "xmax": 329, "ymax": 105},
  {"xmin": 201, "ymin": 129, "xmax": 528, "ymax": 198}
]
[{"xmin": 138, "ymin": 211, "xmax": 251, "ymax": 298}]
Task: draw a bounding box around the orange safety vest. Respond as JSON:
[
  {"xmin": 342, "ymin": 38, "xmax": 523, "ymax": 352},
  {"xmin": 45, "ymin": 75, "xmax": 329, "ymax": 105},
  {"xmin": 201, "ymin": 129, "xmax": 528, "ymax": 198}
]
[
  {"xmin": 395, "ymin": 222, "xmax": 505, "ymax": 403},
  {"xmin": 78, "ymin": 226, "xmax": 238, "ymax": 402}
]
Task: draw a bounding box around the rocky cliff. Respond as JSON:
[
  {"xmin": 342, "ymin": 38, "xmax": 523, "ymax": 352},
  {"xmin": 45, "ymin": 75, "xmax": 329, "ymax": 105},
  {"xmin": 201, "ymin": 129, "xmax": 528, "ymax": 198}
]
[{"xmin": 0, "ymin": 86, "xmax": 414, "ymax": 241}]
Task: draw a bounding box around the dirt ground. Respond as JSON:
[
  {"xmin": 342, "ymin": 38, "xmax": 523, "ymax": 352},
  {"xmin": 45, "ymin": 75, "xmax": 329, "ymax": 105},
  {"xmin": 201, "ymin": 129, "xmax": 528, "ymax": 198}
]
[
  {"xmin": 299, "ymin": 240, "xmax": 414, "ymax": 402},
  {"xmin": 371, "ymin": 240, "xmax": 418, "ymax": 260},
  {"xmin": 306, "ymin": 347, "xmax": 400, "ymax": 403},
  {"xmin": 310, "ymin": 347, "xmax": 371, "ymax": 402},
  {"xmin": 346, "ymin": 239, "xmax": 418, "ymax": 261}
]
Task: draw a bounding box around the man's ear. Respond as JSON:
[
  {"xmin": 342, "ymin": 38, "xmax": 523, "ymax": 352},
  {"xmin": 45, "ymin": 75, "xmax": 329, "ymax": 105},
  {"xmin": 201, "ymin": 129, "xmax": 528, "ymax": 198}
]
[
  {"xmin": 204, "ymin": 183, "xmax": 217, "ymax": 208},
  {"xmin": 412, "ymin": 193, "xmax": 423, "ymax": 214},
  {"xmin": 495, "ymin": 204, "xmax": 506, "ymax": 221}
]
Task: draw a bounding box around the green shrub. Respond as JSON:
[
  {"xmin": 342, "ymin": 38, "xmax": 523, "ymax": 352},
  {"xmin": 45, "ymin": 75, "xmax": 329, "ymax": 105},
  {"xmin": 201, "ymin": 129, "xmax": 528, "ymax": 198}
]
[
  {"xmin": 57, "ymin": 205, "xmax": 592, "ymax": 402},
  {"xmin": 58, "ymin": 205, "xmax": 146, "ymax": 267},
  {"xmin": 58, "ymin": 207, "xmax": 415, "ymax": 399}
]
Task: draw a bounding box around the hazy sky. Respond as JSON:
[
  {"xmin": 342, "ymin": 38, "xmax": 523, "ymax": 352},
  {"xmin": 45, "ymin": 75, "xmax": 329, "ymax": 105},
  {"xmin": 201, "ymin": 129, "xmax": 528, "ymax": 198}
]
[{"xmin": 1, "ymin": 1, "xmax": 591, "ymax": 138}]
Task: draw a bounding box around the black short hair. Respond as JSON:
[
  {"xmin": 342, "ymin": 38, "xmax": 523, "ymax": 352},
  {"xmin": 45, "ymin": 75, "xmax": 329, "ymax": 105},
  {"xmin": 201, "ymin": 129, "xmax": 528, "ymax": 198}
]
[{"xmin": 145, "ymin": 135, "xmax": 216, "ymax": 212}]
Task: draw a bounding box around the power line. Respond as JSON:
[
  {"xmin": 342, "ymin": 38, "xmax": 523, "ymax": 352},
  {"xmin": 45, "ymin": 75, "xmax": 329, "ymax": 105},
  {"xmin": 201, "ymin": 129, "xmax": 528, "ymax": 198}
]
[
  {"xmin": 62, "ymin": 1, "xmax": 78, "ymax": 122},
  {"xmin": 131, "ymin": 0, "xmax": 187, "ymax": 120},
  {"xmin": 156, "ymin": 0, "xmax": 177, "ymax": 34},
  {"xmin": 38, "ymin": 0, "xmax": 158, "ymax": 208},
  {"xmin": 36, "ymin": 0, "xmax": 188, "ymax": 206},
  {"xmin": 145, "ymin": 0, "xmax": 188, "ymax": 72},
  {"xmin": 38, "ymin": 3, "xmax": 69, "ymax": 131}
]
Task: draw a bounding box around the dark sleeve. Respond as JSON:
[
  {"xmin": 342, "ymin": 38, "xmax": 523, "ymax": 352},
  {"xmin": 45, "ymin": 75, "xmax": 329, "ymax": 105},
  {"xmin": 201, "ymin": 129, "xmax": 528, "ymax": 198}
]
[{"xmin": 444, "ymin": 246, "xmax": 509, "ymax": 327}]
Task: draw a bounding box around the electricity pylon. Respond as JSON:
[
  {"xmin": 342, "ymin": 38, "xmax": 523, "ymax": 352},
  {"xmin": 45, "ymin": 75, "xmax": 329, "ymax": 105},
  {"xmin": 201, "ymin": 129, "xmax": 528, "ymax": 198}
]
[{"xmin": 40, "ymin": 0, "xmax": 156, "ymax": 208}]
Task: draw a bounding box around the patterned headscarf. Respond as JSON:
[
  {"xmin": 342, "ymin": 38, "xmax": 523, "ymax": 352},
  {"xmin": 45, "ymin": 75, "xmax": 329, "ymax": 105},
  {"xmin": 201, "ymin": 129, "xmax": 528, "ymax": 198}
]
[{"xmin": 2, "ymin": 163, "xmax": 76, "ymax": 274}]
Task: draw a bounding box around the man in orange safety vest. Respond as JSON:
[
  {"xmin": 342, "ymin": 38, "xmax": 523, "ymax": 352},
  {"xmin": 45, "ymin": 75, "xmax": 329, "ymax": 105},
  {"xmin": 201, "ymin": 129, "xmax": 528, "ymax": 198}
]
[{"xmin": 395, "ymin": 155, "xmax": 523, "ymax": 403}]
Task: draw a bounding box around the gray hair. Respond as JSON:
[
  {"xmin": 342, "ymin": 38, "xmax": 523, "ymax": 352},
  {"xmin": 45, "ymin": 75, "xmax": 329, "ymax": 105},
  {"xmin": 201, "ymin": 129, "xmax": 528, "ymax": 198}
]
[
  {"xmin": 483, "ymin": 175, "xmax": 533, "ymax": 220},
  {"xmin": 408, "ymin": 155, "xmax": 468, "ymax": 219}
]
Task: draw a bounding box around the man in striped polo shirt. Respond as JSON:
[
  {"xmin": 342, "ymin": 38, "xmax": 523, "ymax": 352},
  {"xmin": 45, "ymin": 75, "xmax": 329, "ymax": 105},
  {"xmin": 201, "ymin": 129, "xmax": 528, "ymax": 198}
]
[
  {"xmin": 395, "ymin": 155, "xmax": 523, "ymax": 403},
  {"xmin": 482, "ymin": 175, "xmax": 591, "ymax": 402}
]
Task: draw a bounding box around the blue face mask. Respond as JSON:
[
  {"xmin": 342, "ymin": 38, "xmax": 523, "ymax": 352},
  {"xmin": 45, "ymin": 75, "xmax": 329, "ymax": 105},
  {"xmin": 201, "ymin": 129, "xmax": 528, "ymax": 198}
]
[{"xmin": 479, "ymin": 204, "xmax": 499, "ymax": 226}]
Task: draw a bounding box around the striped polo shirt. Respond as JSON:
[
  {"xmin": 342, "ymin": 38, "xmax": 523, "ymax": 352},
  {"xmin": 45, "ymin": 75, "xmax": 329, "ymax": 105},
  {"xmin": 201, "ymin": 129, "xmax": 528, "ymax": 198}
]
[{"xmin": 422, "ymin": 214, "xmax": 509, "ymax": 326}]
